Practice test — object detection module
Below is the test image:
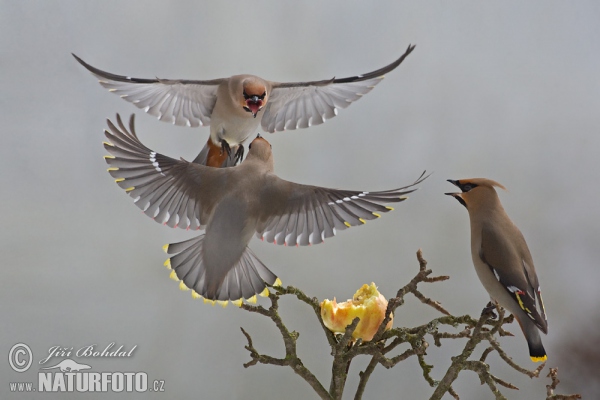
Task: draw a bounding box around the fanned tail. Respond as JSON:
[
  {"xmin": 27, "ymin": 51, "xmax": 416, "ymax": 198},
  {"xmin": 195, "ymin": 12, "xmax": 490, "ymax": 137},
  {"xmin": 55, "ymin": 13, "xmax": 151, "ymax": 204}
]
[{"xmin": 163, "ymin": 235, "xmax": 279, "ymax": 303}]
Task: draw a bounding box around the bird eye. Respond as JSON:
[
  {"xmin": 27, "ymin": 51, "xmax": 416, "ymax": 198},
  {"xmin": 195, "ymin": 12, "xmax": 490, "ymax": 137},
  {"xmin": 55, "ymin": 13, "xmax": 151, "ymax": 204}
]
[{"xmin": 461, "ymin": 183, "xmax": 477, "ymax": 192}]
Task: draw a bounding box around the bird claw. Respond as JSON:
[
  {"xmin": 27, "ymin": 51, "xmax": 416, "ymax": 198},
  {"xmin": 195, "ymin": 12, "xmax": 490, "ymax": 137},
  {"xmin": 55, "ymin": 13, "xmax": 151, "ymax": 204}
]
[
  {"xmin": 219, "ymin": 139, "xmax": 232, "ymax": 157},
  {"xmin": 234, "ymin": 145, "xmax": 245, "ymax": 165},
  {"xmin": 481, "ymin": 301, "xmax": 498, "ymax": 319}
]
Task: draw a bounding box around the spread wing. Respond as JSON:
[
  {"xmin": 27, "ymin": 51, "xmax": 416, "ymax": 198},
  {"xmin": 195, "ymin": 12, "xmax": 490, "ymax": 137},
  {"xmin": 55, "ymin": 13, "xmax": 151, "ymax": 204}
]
[
  {"xmin": 74, "ymin": 54, "xmax": 223, "ymax": 127},
  {"xmin": 480, "ymin": 224, "xmax": 548, "ymax": 333},
  {"xmin": 261, "ymin": 44, "xmax": 415, "ymax": 132},
  {"xmin": 103, "ymin": 114, "xmax": 229, "ymax": 230},
  {"xmin": 256, "ymin": 170, "xmax": 427, "ymax": 246}
]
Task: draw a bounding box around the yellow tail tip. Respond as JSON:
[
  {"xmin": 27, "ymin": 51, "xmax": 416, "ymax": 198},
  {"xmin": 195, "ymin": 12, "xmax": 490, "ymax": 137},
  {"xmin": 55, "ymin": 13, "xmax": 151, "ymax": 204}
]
[
  {"xmin": 179, "ymin": 281, "xmax": 189, "ymax": 291},
  {"xmin": 107, "ymin": 167, "xmax": 119, "ymax": 172},
  {"xmin": 231, "ymin": 299, "xmax": 243, "ymax": 307},
  {"xmin": 103, "ymin": 155, "xmax": 115, "ymax": 159},
  {"xmin": 125, "ymin": 187, "xmax": 135, "ymax": 192},
  {"xmin": 385, "ymin": 206, "xmax": 395, "ymax": 211},
  {"xmin": 259, "ymin": 287, "xmax": 270, "ymax": 297},
  {"xmin": 216, "ymin": 300, "xmax": 228, "ymax": 308},
  {"xmin": 273, "ymin": 278, "xmax": 282, "ymax": 287},
  {"xmin": 103, "ymin": 141, "xmax": 114, "ymax": 147},
  {"xmin": 372, "ymin": 212, "xmax": 381, "ymax": 218},
  {"xmin": 163, "ymin": 259, "xmax": 171, "ymax": 269},
  {"xmin": 114, "ymin": 178, "xmax": 125, "ymax": 183},
  {"xmin": 169, "ymin": 270, "xmax": 179, "ymax": 281},
  {"xmin": 246, "ymin": 295, "xmax": 257, "ymax": 304},
  {"xmin": 531, "ymin": 355, "xmax": 547, "ymax": 362},
  {"xmin": 162, "ymin": 244, "xmax": 169, "ymax": 253},
  {"xmin": 359, "ymin": 218, "xmax": 366, "ymax": 224},
  {"xmin": 343, "ymin": 221, "xmax": 351, "ymax": 228},
  {"xmin": 191, "ymin": 291, "xmax": 202, "ymax": 300},
  {"xmin": 203, "ymin": 298, "xmax": 216, "ymax": 306}
]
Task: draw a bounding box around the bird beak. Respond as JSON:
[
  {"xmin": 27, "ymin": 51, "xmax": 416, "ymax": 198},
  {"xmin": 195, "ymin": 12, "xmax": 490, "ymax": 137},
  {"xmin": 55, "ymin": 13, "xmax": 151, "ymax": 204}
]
[
  {"xmin": 447, "ymin": 179, "xmax": 460, "ymax": 187},
  {"xmin": 445, "ymin": 191, "xmax": 467, "ymax": 208},
  {"xmin": 244, "ymin": 97, "xmax": 264, "ymax": 118}
]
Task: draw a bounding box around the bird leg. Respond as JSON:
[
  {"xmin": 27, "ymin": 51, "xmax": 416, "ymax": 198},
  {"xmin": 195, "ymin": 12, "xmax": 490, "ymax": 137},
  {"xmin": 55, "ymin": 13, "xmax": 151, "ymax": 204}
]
[
  {"xmin": 234, "ymin": 145, "xmax": 245, "ymax": 165},
  {"xmin": 481, "ymin": 301, "xmax": 498, "ymax": 319}
]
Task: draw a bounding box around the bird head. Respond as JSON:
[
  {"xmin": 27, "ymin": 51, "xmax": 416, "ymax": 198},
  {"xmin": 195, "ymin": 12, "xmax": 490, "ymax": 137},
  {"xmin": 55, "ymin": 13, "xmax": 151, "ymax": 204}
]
[
  {"xmin": 241, "ymin": 79, "xmax": 267, "ymax": 118},
  {"xmin": 445, "ymin": 178, "xmax": 507, "ymax": 209},
  {"xmin": 247, "ymin": 133, "xmax": 273, "ymax": 164}
]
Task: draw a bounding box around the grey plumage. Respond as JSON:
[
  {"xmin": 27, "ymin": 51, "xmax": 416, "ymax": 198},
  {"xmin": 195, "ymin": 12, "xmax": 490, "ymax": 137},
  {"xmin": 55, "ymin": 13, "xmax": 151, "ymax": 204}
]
[
  {"xmin": 76, "ymin": 45, "xmax": 415, "ymax": 167},
  {"xmin": 103, "ymin": 114, "xmax": 427, "ymax": 303},
  {"xmin": 446, "ymin": 178, "xmax": 548, "ymax": 362}
]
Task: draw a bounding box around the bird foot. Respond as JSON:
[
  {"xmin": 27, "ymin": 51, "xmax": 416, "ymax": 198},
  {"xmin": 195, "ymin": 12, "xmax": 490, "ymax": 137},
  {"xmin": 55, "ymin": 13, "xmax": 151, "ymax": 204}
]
[
  {"xmin": 234, "ymin": 145, "xmax": 245, "ymax": 165},
  {"xmin": 481, "ymin": 301, "xmax": 498, "ymax": 319},
  {"xmin": 219, "ymin": 139, "xmax": 232, "ymax": 157}
]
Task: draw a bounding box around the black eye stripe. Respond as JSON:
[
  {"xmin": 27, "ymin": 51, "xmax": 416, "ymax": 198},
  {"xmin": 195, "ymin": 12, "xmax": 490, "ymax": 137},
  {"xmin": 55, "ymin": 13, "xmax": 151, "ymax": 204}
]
[
  {"xmin": 460, "ymin": 183, "xmax": 478, "ymax": 192},
  {"xmin": 243, "ymin": 91, "xmax": 267, "ymax": 100}
]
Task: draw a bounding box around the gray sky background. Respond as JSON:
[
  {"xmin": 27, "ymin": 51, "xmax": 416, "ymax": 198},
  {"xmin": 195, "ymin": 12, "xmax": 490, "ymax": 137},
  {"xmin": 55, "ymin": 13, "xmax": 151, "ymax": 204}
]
[{"xmin": 2, "ymin": 1, "xmax": 599, "ymax": 398}]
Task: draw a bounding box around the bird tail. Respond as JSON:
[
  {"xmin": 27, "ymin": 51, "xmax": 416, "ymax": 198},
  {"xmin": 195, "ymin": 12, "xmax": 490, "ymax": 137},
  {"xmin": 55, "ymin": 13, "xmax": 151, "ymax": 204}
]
[
  {"xmin": 163, "ymin": 235, "xmax": 280, "ymax": 304},
  {"xmin": 517, "ymin": 315, "xmax": 547, "ymax": 362},
  {"xmin": 526, "ymin": 332, "xmax": 547, "ymax": 362}
]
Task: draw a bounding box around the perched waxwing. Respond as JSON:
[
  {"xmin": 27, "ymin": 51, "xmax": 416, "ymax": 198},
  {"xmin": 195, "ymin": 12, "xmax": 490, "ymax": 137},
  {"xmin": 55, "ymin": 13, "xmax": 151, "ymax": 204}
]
[
  {"xmin": 103, "ymin": 113, "xmax": 427, "ymax": 303},
  {"xmin": 75, "ymin": 44, "xmax": 415, "ymax": 167},
  {"xmin": 446, "ymin": 178, "xmax": 548, "ymax": 362}
]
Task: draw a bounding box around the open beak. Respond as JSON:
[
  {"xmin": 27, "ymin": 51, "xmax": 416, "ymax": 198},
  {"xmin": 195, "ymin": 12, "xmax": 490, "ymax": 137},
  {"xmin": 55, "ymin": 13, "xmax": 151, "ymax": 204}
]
[
  {"xmin": 244, "ymin": 98, "xmax": 263, "ymax": 118},
  {"xmin": 446, "ymin": 192, "xmax": 466, "ymax": 207},
  {"xmin": 445, "ymin": 182, "xmax": 467, "ymax": 208}
]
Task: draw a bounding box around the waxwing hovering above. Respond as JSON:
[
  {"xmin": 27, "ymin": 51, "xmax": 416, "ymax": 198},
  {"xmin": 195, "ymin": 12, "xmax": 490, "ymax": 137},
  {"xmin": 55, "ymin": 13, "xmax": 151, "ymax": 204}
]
[
  {"xmin": 103, "ymin": 113, "xmax": 427, "ymax": 304},
  {"xmin": 446, "ymin": 178, "xmax": 548, "ymax": 362},
  {"xmin": 76, "ymin": 44, "xmax": 415, "ymax": 167}
]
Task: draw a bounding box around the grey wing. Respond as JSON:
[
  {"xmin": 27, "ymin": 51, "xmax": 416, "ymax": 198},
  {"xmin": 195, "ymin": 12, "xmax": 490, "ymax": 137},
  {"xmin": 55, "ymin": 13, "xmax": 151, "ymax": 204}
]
[
  {"xmin": 73, "ymin": 54, "xmax": 223, "ymax": 127},
  {"xmin": 103, "ymin": 114, "xmax": 226, "ymax": 230},
  {"xmin": 480, "ymin": 225, "xmax": 548, "ymax": 333},
  {"xmin": 256, "ymin": 170, "xmax": 427, "ymax": 246},
  {"xmin": 261, "ymin": 44, "xmax": 415, "ymax": 132}
]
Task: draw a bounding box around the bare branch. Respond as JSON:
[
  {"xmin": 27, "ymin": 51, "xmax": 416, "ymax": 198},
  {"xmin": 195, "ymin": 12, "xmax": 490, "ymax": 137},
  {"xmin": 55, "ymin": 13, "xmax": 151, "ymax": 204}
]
[
  {"xmin": 240, "ymin": 292, "xmax": 331, "ymax": 399},
  {"xmin": 236, "ymin": 249, "xmax": 567, "ymax": 400},
  {"xmin": 545, "ymin": 368, "xmax": 582, "ymax": 400}
]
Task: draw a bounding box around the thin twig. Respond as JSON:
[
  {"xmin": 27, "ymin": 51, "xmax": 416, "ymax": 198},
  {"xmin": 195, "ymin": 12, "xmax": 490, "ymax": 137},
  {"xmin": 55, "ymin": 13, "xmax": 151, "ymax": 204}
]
[
  {"xmin": 236, "ymin": 249, "xmax": 560, "ymax": 400},
  {"xmin": 545, "ymin": 368, "xmax": 582, "ymax": 400}
]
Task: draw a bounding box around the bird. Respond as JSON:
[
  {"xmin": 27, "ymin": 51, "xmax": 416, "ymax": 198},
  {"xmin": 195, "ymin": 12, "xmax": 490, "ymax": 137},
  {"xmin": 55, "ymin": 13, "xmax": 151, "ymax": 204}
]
[
  {"xmin": 102, "ymin": 113, "xmax": 427, "ymax": 304},
  {"xmin": 446, "ymin": 178, "xmax": 548, "ymax": 362},
  {"xmin": 75, "ymin": 44, "xmax": 415, "ymax": 167}
]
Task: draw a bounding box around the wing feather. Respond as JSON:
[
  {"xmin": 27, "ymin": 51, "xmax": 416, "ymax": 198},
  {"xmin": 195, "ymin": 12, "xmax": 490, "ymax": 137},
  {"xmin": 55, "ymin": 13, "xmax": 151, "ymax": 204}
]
[
  {"xmin": 480, "ymin": 224, "xmax": 548, "ymax": 333},
  {"xmin": 103, "ymin": 114, "xmax": 227, "ymax": 229},
  {"xmin": 256, "ymin": 171, "xmax": 427, "ymax": 245},
  {"xmin": 73, "ymin": 54, "xmax": 221, "ymax": 127},
  {"xmin": 262, "ymin": 45, "xmax": 415, "ymax": 133}
]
